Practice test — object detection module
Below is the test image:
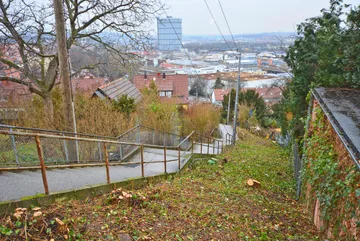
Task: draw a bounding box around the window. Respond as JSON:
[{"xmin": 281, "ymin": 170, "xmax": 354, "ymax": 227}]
[{"xmin": 158, "ymin": 91, "xmax": 173, "ymax": 97}]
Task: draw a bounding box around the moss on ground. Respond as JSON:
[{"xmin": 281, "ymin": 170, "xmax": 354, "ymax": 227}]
[{"xmin": 0, "ymin": 133, "xmax": 319, "ymax": 240}]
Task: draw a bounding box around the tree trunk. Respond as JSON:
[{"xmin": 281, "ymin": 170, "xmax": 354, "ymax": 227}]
[
  {"xmin": 43, "ymin": 94, "xmax": 54, "ymax": 125},
  {"xmin": 53, "ymin": 0, "xmax": 78, "ymax": 162},
  {"xmin": 53, "ymin": 0, "xmax": 74, "ymax": 133}
]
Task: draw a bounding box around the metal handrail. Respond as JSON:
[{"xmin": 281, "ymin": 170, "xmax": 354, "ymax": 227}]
[
  {"xmin": 0, "ymin": 130, "xmax": 178, "ymax": 150},
  {"xmin": 117, "ymin": 124, "xmax": 141, "ymax": 139},
  {"xmin": 177, "ymin": 131, "xmax": 195, "ymax": 148},
  {"xmin": 138, "ymin": 125, "xmax": 183, "ymax": 138},
  {"xmin": 0, "ymin": 124, "xmax": 118, "ymax": 140}
]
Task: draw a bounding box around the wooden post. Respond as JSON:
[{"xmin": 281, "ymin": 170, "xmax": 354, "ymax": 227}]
[
  {"xmin": 207, "ymin": 137, "xmax": 210, "ymax": 154},
  {"xmin": 164, "ymin": 147, "xmax": 167, "ymax": 173},
  {"xmin": 103, "ymin": 143, "xmax": 110, "ymax": 184},
  {"xmin": 191, "ymin": 141, "xmax": 194, "ymax": 154},
  {"xmin": 35, "ymin": 136, "xmax": 49, "ymax": 195},
  {"xmin": 217, "ymin": 141, "xmax": 220, "ymax": 154},
  {"xmin": 200, "ymin": 136, "xmax": 203, "ymax": 154},
  {"xmin": 178, "ymin": 147, "xmax": 181, "ymax": 170},
  {"xmin": 141, "ymin": 145, "xmax": 144, "ymax": 177}
]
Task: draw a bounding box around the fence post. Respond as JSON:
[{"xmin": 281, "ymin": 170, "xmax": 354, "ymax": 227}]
[
  {"xmin": 217, "ymin": 140, "xmax": 220, "ymax": 154},
  {"xmin": 136, "ymin": 127, "xmax": 140, "ymax": 143},
  {"xmin": 35, "ymin": 136, "xmax": 49, "ymax": 195},
  {"xmin": 10, "ymin": 128, "xmax": 19, "ymax": 166},
  {"xmin": 164, "ymin": 147, "xmax": 167, "ymax": 173},
  {"xmin": 103, "ymin": 143, "xmax": 110, "ymax": 184},
  {"xmin": 119, "ymin": 144, "xmax": 123, "ymax": 161},
  {"xmin": 191, "ymin": 141, "xmax": 194, "ymax": 154},
  {"xmin": 200, "ymin": 136, "xmax": 203, "ymax": 154},
  {"xmin": 152, "ymin": 130, "xmax": 155, "ymax": 145},
  {"xmin": 98, "ymin": 141, "xmax": 102, "ymax": 161},
  {"xmin": 62, "ymin": 134, "xmax": 69, "ymax": 163},
  {"xmin": 140, "ymin": 145, "xmax": 144, "ymax": 177},
  {"xmin": 178, "ymin": 147, "xmax": 181, "ymax": 170},
  {"xmin": 207, "ymin": 137, "xmax": 210, "ymax": 154}
]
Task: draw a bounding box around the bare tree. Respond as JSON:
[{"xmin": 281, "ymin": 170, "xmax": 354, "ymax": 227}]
[{"xmin": 0, "ymin": 0, "xmax": 161, "ymax": 122}]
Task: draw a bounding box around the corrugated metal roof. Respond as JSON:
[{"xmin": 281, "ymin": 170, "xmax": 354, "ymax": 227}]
[{"xmin": 94, "ymin": 78, "xmax": 142, "ymax": 103}]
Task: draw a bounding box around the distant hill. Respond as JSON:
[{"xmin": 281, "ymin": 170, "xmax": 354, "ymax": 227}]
[{"xmin": 183, "ymin": 32, "xmax": 296, "ymax": 42}]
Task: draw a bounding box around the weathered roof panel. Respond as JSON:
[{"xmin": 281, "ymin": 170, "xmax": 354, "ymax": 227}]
[
  {"xmin": 313, "ymin": 87, "xmax": 360, "ymax": 167},
  {"xmin": 95, "ymin": 78, "xmax": 142, "ymax": 103}
]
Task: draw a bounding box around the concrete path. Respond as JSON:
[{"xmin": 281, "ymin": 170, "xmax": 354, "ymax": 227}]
[
  {"xmin": 219, "ymin": 124, "xmax": 235, "ymax": 144},
  {"xmin": 0, "ymin": 145, "xmax": 218, "ymax": 202}
]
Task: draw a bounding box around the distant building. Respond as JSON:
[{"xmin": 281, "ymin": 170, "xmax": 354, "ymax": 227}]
[
  {"xmin": 211, "ymin": 87, "xmax": 283, "ymax": 106},
  {"xmin": 93, "ymin": 78, "xmax": 141, "ymax": 103},
  {"xmin": 157, "ymin": 16, "xmax": 182, "ymax": 51},
  {"xmin": 211, "ymin": 89, "xmax": 230, "ymax": 106}
]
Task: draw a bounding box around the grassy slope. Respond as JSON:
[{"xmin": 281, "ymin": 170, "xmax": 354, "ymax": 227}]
[{"xmin": 0, "ymin": 133, "xmax": 319, "ymax": 240}]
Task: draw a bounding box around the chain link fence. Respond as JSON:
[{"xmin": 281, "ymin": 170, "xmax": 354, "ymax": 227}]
[{"xmin": 292, "ymin": 141, "xmax": 302, "ymax": 199}]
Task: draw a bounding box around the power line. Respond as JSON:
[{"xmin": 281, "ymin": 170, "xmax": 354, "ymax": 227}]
[
  {"xmin": 203, "ymin": 0, "xmax": 233, "ymax": 50},
  {"xmin": 217, "ymin": 0, "xmax": 239, "ymax": 50}
]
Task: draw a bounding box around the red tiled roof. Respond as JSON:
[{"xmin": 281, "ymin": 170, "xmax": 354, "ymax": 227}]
[
  {"xmin": 156, "ymin": 82, "xmax": 173, "ymax": 91},
  {"xmin": 160, "ymin": 63, "xmax": 183, "ymax": 69},
  {"xmin": 71, "ymin": 77, "xmax": 108, "ymax": 93},
  {"xmin": 255, "ymin": 87, "xmax": 282, "ymax": 101},
  {"xmin": 213, "ymin": 89, "xmax": 230, "ymax": 102},
  {"xmin": 214, "ymin": 87, "xmax": 282, "ymax": 103},
  {"xmin": 133, "ymin": 74, "xmax": 188, "ymax": 98}
]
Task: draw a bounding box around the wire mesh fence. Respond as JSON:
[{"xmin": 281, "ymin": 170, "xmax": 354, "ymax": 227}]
[
  {"xmin": 292, "ymin": 141, "xmax": 302, "ymax": 199},
  {"xmin": 118, "ymin": 125, "xmax": 185, "ymax": 147}
]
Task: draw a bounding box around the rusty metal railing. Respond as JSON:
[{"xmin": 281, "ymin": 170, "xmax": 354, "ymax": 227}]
[{"xmin": 0, "ymin": 128, "xmax": 224, "ymax": 197}]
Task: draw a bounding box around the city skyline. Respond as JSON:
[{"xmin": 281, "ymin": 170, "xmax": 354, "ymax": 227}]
[{"xmin": 156, "ymin": 0, "xmax": 359, "ymax": 35}]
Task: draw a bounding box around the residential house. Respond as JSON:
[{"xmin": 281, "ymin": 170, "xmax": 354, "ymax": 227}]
[
  {"xmin": 211, "ymin": 89, "xmax": 230, "ymax": 106},
  {"xmin": 211, "ymin": 87, "xmax": 282, "ymax": 106},
  {"xmin": 133, "ymin": 73, "xmax": 189, "ymax": 108}
]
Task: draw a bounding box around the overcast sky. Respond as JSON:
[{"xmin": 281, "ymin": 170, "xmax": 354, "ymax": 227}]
[{"xmin": 156, "ymin": 0, "xmax": 359, "ymax": 35}]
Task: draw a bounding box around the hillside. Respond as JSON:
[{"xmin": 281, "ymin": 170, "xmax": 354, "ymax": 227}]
[{"xmin": 0, "ymin": 132, "xmax": 319, "ymax": 240}]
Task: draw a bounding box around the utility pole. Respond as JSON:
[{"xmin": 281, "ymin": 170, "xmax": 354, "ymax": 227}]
[
  {"xmin": 226, "ymin": 86, "xmax": 231, "ymax": 125},
  {"xmin": 232, "ymin": 51, "xmax": 241, "ymax": 145}
]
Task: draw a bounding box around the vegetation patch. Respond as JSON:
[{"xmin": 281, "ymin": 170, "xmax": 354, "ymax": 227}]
[
  {"xmin": 302, "ymin": 107, "xmax": 360, "ymax": 238},
  {"xmin": 0, "ymin": 133, "xmax": 318, "ymax": 240}
]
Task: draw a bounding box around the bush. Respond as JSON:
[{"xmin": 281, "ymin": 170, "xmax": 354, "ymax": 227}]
[
  {"xmin": 13, "ymin": 88, "xmax": 134, "ymax": 137},
  {"xmin": 181, "ymin": 103, "xmax": 220, "ymax": 136}
]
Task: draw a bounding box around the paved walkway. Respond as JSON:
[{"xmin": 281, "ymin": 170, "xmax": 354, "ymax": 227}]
[
  {"xmin": 0, "ymin": 144, "xmax": 218, "ymax": 202},
  {"xmin": 219, "ymin": 124, "xmax": 236, "ymax": 144}
]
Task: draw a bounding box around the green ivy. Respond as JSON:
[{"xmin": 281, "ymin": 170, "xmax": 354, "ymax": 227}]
[{"xmin": 302, "ymin": 108, "xmax": 360, "ymax": 237}]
